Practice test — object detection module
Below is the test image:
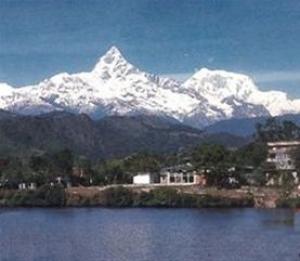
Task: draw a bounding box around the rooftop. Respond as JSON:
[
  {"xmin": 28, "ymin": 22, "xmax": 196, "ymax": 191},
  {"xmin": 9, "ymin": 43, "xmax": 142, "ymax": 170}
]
[{"xmin": 267, "ymin": 141, "xmax": 300, "ymax": 147}]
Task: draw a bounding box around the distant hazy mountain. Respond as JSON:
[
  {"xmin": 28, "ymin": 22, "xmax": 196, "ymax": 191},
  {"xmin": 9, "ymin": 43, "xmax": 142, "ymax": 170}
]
[
  {"xmin": 1, "ymin": 46, "xmax": 300, "ymax": 128},
  {"xmin": 0, "ymin": 111, "xmax": 249, "ymax": 159},
  {"xmin": 0, "ymin": 109, "xmax": 18, "ymax": 120},
  {"xmin": 206, "ymin": 114, "xmax": 300, "ymax": 137}
]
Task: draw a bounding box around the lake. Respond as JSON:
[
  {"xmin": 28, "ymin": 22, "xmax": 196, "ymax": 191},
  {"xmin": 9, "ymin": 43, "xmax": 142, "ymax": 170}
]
[{"xmin": 0, "ymin": 208, "xmax": 299, "ymax": 261}]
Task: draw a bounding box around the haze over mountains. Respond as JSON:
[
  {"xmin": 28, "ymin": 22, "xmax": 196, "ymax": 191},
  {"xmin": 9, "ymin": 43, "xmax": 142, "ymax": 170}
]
[{"xmin": 1, "ymin": 46, "xmax": 300, "ymax": 129}]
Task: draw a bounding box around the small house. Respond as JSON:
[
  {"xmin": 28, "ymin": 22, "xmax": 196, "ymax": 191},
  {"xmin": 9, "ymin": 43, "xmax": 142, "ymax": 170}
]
[
  {"xmin": 55, "ymin": 176, "xmax": 72, "ymax": 188},
  {"xmin": 28, "ymin": 182, "xmax": 37, "ymax": 190},
  {"xmin": 18, "ymin": 183, "xmax": 27, "ymax": 190},
  {"xmin": 18, "ymin": 182, "xmax": 37, "ymax": 191},
  {"xmin": 133, "ymin": 172, "xmax": 155, "ymax": 185},
  {"xmin": 160, "ymin": 163, "xmax": 205, "ymax": 185}
]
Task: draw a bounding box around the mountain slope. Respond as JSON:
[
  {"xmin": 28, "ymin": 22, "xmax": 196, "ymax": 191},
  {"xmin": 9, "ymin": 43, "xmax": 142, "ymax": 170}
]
[
  {"xmin": 1, "ymin": 46, "xmax": 300, "ymax": 128},
  {"xmin": 0, "ymin": 47, "xmax": 198, "ymax": 122},
  {"xmin": 0, "ymin": 112, "xmax": 249, "ymax": 159},
  {"xmin": 206, "ymin": 114, "xmax": 300, "ymax": 137},
  {"xmin": 182, "ymin": 68, "xmax": 300, "ymax": 118}
]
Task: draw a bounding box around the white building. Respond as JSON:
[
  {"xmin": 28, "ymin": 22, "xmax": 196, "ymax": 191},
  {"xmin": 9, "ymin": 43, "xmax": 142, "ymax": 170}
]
[
  {"xmin": 18, "ymin": 182, "xmax": 37, "ymax": 190},
  {"xmin": 265, "ymin": 141, "xmax": 300, "ymax": 186},
  {"xmin": 159, "ymin": 163, "xmax": 202, "ymax": 185},
  {"xmin": 133, "ymin": 172, "xmax": 155, "ymax": 185},
  {"xmin": 266, "ymin": 141, "xmax": 300, "ymax": 170}
]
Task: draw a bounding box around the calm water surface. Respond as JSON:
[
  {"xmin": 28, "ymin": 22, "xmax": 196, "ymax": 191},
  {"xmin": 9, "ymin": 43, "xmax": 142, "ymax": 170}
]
[{"xmin": 0, "ymin": 208, "xmax": 299, "ymax": 261}]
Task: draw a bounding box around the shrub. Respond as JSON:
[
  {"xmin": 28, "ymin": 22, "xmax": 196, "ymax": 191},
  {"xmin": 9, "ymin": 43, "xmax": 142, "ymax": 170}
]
[
  {"xmin": 0, "ymin": 184, "xmax": 65, "ymax": 207},
  {"xmin": 101, "ymin": 186, "xmax": 134, "ymax": 207},
  {"xmin": 277, "ymin": 197, "xmax": 300, "ymax": 208}
]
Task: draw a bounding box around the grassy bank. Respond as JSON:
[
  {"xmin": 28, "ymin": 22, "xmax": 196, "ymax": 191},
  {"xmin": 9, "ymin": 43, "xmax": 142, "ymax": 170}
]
[
  {"xmin": 103, "ymin": 187, "xmax": 254, "ymax": 208},
  {"xmin": 0, "ymin": 186, "xmax": 254, "ymax": 208},
  {"xmin": 4, "ymin": 185, "xmax": 300, "ymax": 209},
  {"xmin": 65, "ymin": 186, "xmax": 255, "ymax": 208},
  {"xmin": 0, "ymin": 184, "xmax": 65, "ymax": 207}
]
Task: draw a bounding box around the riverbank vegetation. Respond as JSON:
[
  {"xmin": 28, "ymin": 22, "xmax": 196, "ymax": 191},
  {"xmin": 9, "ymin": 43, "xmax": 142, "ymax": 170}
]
[
  {"xmin": 0, "ymin": 186, "xmax": 254, "ymax": 208},
  {"xmin": 0, "ymin": 184, "xmax": 65, "ymax": 207},
  {"xmin": 0, "ymin": 141, "xmax": 268, "ymax": 190},
  {"xmin": 1, "ymin": 118, "xmax": 300, "ymax": 208}
]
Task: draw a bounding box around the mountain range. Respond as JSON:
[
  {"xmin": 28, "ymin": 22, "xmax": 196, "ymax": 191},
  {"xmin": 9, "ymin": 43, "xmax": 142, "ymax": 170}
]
[
  {"xmin": 206, "ymin": 113, "xmax": 300, "ymax": 137},
  {"xmin": 1, "ymin": 46, "xmax": 300, "ymax": 129},
  {"xmin": 0, "ymin": 111, "xmax": 248, "ymax": 159}
]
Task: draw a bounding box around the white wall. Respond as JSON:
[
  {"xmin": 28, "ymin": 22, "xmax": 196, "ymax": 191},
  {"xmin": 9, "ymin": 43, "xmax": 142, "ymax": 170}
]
[{"xmin": 133, "ymin": 174, "xmax": 151, "ymax": 184}]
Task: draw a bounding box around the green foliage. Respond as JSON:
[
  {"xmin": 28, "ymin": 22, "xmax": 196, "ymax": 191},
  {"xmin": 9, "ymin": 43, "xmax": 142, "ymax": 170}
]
[
  {"xmin": 52, "ymin": 149, "xmax": 74, "ymax": 176},
  {"xmin": 144, "ymin": 187, "xmax": 182, "ymax": 207},
  {"xmin": 2, "ymin": 117, "xmax": 298, "ymax": 191},
  {"xmin": 92, "ymin": 152, "xmax": 162, "ymax": 185},
  {"xmin": 123, "ymin": 153, "xmax": 161, "ymax": 173},
  {"xmin": 98, "ymin": 187, "xmax": 254, "ymax": 208},
  {"xmin": 0, "ymin": 157, "xmax": 29, "ymax": 186},
  {"xmin": 0, "ymin": 184, "xmax": 65, "ymax": 207},
  {"xmin": 255, "ymin": 118, "xmax": 300, "ymax": 142},
  {"xmin": 289, "ymin": 146, "xmax": 300, "ymax": 173},
  {"xmin": 192, "ymin": 144, "xmax": 229, "ymax": 168},
  {"xmin": 29, "ymin": 155, "xmax": 50, "ymax": 172},
  {"xmin": 191, "ymin": 144, "xmax": 243, "ymax": 187},
  {"xmin": 235, "ymin": 142, "xmax": 267, "ymax": 168},
  {"xmin": 101, "ymin": 186, "xmax": 134, "ymax": 207},
  {"xmin": 36, "ymin": 184, "xmax": 66, "ymax": 206},
  {"xmin": 244, "ymin": 167, "xmax": 266, "ymax": 186},
  {"xmin": 277, "ymin": 197, "xmax": 300, "ymax": 208},
  {"xmin": 281, "ymin": 173, "xmax": 296, "ymax": 192},
  {"xmin": 0, "ymin": 148, "xmax": 93, "ymax": 188},
  {"xmin": 95, "ymin": 159, "xmax": 130, "ymax": 185}
]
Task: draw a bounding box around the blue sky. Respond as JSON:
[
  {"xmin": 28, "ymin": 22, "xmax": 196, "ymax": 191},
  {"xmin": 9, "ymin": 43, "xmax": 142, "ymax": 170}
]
[{"xmin": 1, "ymin": 0, "xmax": 300, "ymax": 97}]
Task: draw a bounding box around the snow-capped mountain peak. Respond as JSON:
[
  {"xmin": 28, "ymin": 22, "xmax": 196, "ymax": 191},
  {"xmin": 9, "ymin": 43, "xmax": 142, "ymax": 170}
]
[
  {"xmin": 0, "ymin": 83, "xmax": 14, "ymax": 95},
  {"xmin": 183, "ymin": 68, "xmax": 258, "ymax": 101},
  {"xmin": 183, "ymin": 67, "xmax": 300, "ymax": 119},
  {"xmin": 0, "ymin": 46, "xmax": 300, "ymax": 128},
  {"xmin": 92, "ymin": 46, "xmax": 139, "ymax": 80}
]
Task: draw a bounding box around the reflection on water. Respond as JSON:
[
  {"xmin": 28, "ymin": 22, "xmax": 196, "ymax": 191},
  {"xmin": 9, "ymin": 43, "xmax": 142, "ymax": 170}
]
[
  {"xmin": 262, "ymin": 209, "xmax": 296, "ymax": 227},
  {"xmin": 0, "ymin": 208, "xmax": 299, "ymax": 261}
]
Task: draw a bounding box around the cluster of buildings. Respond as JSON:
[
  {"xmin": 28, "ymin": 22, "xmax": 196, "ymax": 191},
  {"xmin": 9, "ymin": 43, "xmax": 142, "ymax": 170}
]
[
  {"xmin": 133, "ymin": 163, "xmax": 207, "ymax": 186},
  {"xmin": 133, "ymin": 141, "xmax": 300, "ymax": 187},
  {"xmin": 2, "ymin": 141, "xmax": 300, "ymax": 190},
  {"xmin": 1, "ymin": 166, "xmax": 85, "ymax": 191}
]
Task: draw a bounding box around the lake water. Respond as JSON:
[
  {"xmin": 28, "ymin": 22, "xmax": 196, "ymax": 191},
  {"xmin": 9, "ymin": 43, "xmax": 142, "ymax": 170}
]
[{"xmin": 0, "ymin": 208, "xmax": 299, "ymax": 261}]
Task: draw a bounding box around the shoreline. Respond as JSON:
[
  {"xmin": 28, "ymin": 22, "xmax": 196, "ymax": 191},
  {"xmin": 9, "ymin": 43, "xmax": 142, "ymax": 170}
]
[{"xmin": 1, "ymin": 184, "xmax": 299, "ymax": 209}]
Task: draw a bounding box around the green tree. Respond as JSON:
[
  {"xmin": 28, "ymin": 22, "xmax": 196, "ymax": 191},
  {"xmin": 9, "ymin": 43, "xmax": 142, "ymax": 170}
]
[
  {"xmin": 255, "ymin": 118, "xmax": 300, "ymax": 142},
  {"xmin": 123, "ymin": 152, "xmax": 161, "ymax": 173},
  {"xmin": 191, "ymin": 144, "xmax": 241, "ymax": 187},
  {"xmin": 289, "ymin": 146, "xmax": 300, "ymax": 175},
  {"xmin": 191, "ymin": 144, "xmax": 229, "ymax": 169},
  {"xmin": 235, "ymin": 142, "xmax": 267, "ymax": 168},
  {"xmin": 97, "ymin": 159, "xmax": 129, "ymax": 184},
  {"xmin": 52, "ymin": 149, "xmax": 74, "ymax": 177}
]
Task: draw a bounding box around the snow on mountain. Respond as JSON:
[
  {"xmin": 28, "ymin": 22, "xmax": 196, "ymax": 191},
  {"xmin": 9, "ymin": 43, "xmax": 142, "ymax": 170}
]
[
  {"xmin": 0, "ymin": 83, "xmax": 14, "ymax": 94},
  {"xmin": 0, "ymin": 46, "xmax": 299, "ymax": 128},
  {"xmin": 0, "ymin": 83, "xmax": 15, "ymax": 107},
  {"xmin": 0, "ymin": 47, "xmax": 198, "ymax": 121},
  {"xmin": 182, "ymin": 68, "xmax": 300, "ymax": 118}
]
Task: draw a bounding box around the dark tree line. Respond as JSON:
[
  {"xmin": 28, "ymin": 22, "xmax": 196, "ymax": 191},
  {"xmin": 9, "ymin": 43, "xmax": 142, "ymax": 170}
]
[{"xmin": 255, "ymin": 118, "xmax": 300, "ymax": 142}]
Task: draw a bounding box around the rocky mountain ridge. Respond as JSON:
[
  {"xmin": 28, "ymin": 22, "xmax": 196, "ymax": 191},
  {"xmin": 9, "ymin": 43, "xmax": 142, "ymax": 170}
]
[{"xmin": 1, "ymin": 46, "xmax": 299, "ymax": 128}]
